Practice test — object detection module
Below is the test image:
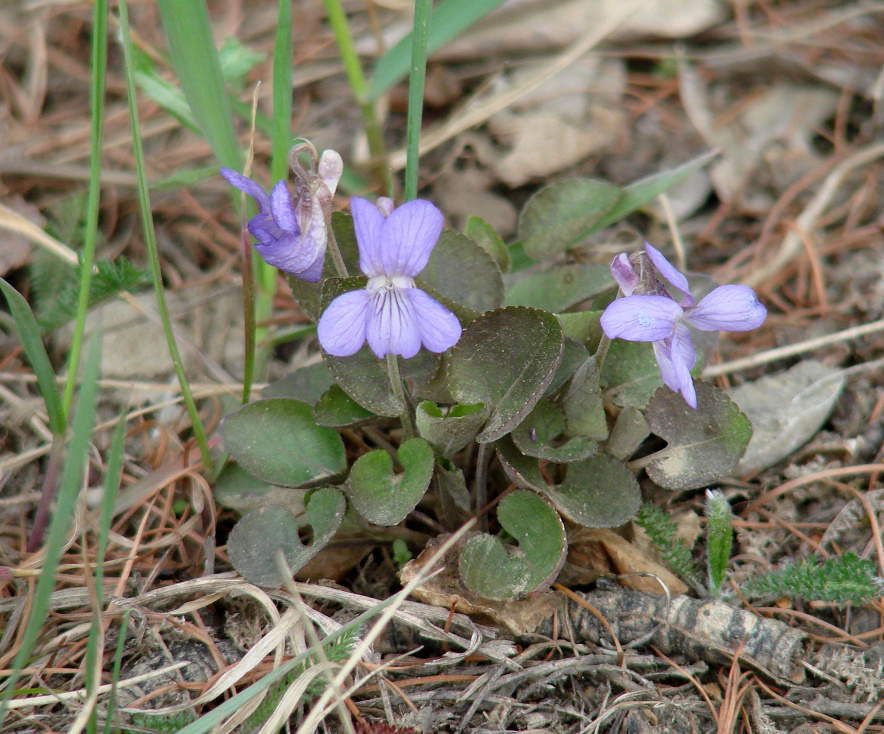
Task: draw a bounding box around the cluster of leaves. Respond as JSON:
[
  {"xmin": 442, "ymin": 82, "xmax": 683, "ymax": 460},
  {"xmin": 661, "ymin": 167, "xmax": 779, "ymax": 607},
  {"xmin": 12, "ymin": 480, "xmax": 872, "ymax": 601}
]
[{"xmin": 218, "ymin": 152, "xmax": 757, "ymax": 600}]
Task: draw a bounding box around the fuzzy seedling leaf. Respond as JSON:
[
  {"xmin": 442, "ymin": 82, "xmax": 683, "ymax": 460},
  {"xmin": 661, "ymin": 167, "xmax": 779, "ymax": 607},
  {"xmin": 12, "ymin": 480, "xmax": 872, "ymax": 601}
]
[
  {"xmin": 505, "ymin": 262, "xmax": 613, "ymax": 312},
  {"xmin": 415, "ymin": 401, "xmax": 488, "ymax": 456},
  {"xmin": 705, "ymin": 490, "xmax": 733, "ymax": 597},
  {"xmin": 314, "ymin": 384, "xmax": 377, "ymax": 427},
  {"xmin": 459, "ymin": 490, "xmax": 566, "ymax": 600},
  {"xmin": 518, "ymin": 179, "xmax": 622, "ymax": 259},
  {"xmin": 465, "ymin": 216, "xmax": 510, "ymax": 272},
  {"xmin": 416, "ymin": 230, "xmax": 504, "ymax": 315},
  {"xmin": 221, "ymin": 399, "xmax": 347, "ymax": 487},
  {"xmin": 644, "ymin": 382, "xmax": 752, "ymax": 490},
  {"xmin": 497, "ymin": 440, "xmax": 641, "ymax": 528},
  {"xmin": 447, "ymin": 307, "xmax": 564, "ymax": 443},
  {"xmin": 511, "ymin": 399, "xmax": 597, "ymax": 463},
  {"xmin": 227, "ymin": 489, "xmax": 346, "ymax": 587},
  {"xmin": 346, "ymin": 438, "xmax": 435, "ymax": 525}
]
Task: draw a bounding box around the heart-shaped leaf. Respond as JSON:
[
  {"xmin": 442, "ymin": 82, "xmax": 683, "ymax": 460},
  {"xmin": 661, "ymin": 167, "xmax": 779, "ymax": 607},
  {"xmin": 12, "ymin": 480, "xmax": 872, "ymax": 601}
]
[
  {"xmin": 314, "ymin": 384, "xmax": 377, "ymax": 427},
  {"xmin": 262, "ymin": 362, "xmax": 335, "ymax": 404},
  {"xmin": 415, "ymin": 230, "xmax": 504, "ymax": 316},
  {"xmin": 227, "ymin": 488, "xmax": 346, "ymax": 586},
  {"xmin": 346, "ymin": 438, "xmax": 435, "ymax": 525},
  {"xmin": 511, "ymin": 399, "xmax": 597, "ymax": 462},
  {"xmin": 415, "ymin": 401, "xmax": 489, "ymax": 456},
  {"xmin": 459, "ymin": 490, "xmax": 567, "ymax": 600},
  {"xmin": 465, "ymin": 216, "xmax": 511, "ymax": 272},
  {"xmin": 213, "ymin": 462, "xmax": 304, "ymax": 514},
  {"xmin": 544, "ymin": 338, "xmax": 589, "ymax": 397},
  {"xmin": 505, "ymin": 262, "xmax": 613, "ymax": 312},
  {"xmin": 447, "ymin": 307, "xmax": 564, "ymax": 443},
  {"xmin": 644, "ymin": 382, "xmax": 753, "ymax": 489},
  {"xmin": 518, "ymin": 179, "xmax": 622, "ymax": 260},
  {"xmin": 497, "ymin": 440, "xmax": 640, "ymax": 528},
  {"xmin": 563, "ymin": 357, "xmax": 608, "ymax": 440},
  {"xmin": 221, "ymin": 399, "xmax": 347, "ymax": 487}
]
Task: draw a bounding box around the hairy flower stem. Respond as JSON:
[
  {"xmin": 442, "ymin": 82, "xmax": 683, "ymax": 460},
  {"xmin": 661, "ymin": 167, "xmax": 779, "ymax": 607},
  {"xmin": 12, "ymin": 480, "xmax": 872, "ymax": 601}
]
[
  {"xmin": 593, "ymin": 333, "xmax": 612, "ymax": 374},
  {"xmin": 473, "ymin": 442, "xmax": 492, "ymax": 532},
  {"xmin": 324, "ymin": 212, "xmax": 349, "ymax": 278},
  {"xmin": 386, "ymin": 353, "xmax": 415, "ymax": 438}
]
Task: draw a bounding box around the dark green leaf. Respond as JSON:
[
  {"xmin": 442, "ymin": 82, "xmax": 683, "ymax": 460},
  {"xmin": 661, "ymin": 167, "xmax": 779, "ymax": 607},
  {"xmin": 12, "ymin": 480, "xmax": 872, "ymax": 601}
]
[
  {"xmin": 415, "ymin": 401, "xmax": 488, "ymax": 456},
  {"xmin": 314, "ymin": 384, "xmax": 377, "ymax": 427},
  {"xmin": 601, "ymin": 340, "xmax": 663, "ymax": 409},
  {"xmin": 213, "ymin": 462, "xmax": 304, "ymax": 514},
  {"xmin": 556, "ymin": 311, "xmax": 603, "ymax": 350},
  {"xmin": 544, "ymin": 338, "xmax": 589, "ymax": 397},
  {"xmin": 221, "ymin": 399, "xmax": 347, "ymax": 487},
  {"xmin": 465, "ymin": 216, "xmax": 510, "ymax": 272},
  {"xmin": 511, "ymin": 399, "xmax": 597, "ymax": 462},
  {"xmin": 563, "ymin": 357, "xmax": 608, "ymax": 440},
  {"xmin": 435, "ymin": 456, "xmax": 471, "ymax": 513},
  {"xmin": 262, "ymin": 362, "xmax": 335, "ymax": 404},
  {"xmin": 606, "ymin": 406, "xmax": 650, "ymax": 461},
  {"xmin": 505, "ymin": 262, "xmax": 613, "ymax": 312}
]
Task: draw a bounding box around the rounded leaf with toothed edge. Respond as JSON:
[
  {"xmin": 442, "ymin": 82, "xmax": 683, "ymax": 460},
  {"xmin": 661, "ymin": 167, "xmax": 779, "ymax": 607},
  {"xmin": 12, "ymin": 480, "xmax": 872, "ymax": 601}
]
[
  {"xmin": 644, "ymin": 382, "xmax": 752, "ymax": 490},
  {"xmin": 346, "ymin": 438, "xmax": 435, "ymax": 525},
  {"xmin": 497, "ymin": 439, "xmax": 641, "ymax": 528},
  {"xmin": 221, "ymin": 399, "xmax": 346, "ymax": 487},
  {"xmin": 447, "ymin": 307, "xmax": 564, "ymax": 443},
  {"xmin": 227, "ymin": 489, "xmax": 346, "ymax": 587},
  {"xmin": 459, "ymin": 490, "xmax": 567, "ymax": 600}
]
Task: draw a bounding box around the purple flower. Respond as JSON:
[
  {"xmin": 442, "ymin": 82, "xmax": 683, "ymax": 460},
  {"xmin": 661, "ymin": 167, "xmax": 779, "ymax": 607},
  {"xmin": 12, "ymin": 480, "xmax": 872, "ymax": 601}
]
[
  {"xmin": 220, "ymin": 149, "xmax": 343, "ymax": 282},
  {"xmin": 600, "ymin": 243, "xmax": 767, "ymax": 409},
  {"xmin": 317, "ymin": 198, "xmax": 462, "ymax": 359}
]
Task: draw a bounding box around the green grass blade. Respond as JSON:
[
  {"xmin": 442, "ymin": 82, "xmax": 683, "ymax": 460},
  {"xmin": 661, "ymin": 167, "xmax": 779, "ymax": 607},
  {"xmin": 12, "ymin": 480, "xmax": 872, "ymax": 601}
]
[
  {"xmin": 157, "ymin": 0, "xmax": 241, "ymax": 171},
  {"xmin": 64, "ymin": 0, "xmax": 109, "ymax": 421},
  {"xmin": 705, "ymin": 490, "xmax": 733, "ymax": 598},
  {"xmin": 403, "ymin": 0, "xmax": 432, "ymax": 202},
  {"xmin": 102, "ymin": 609, "xmax": 131, "ymax": 734},
  {"xmin": 271, "ymin": 0, "xmax": 293, "ymax": 184},
  {"xmin": 0, "ymin": 335, "xmax": 101, "ymax": 721},
  {"xmin": 369, "ymin": 0, "xmax": 507, "ymax": 100},
  {"xmin": 0, "ymin": 279, "xmax": 65, "ymax": 436},
  {"xmin": 118, "ymin": 0, "xmax": 213, "ymax": 470}
]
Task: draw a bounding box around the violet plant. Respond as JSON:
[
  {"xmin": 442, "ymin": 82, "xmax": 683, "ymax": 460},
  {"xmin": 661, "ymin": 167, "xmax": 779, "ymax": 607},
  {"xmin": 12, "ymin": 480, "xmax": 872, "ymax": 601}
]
[{"xmin": 216, "ymin": 143, "xmax": 766, "ymax": 600}]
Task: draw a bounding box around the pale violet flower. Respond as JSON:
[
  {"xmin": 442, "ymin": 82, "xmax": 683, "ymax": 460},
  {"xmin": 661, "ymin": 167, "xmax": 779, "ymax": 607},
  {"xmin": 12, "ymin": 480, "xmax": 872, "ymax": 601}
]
[
  {"xmin": 317, "ymin": 198, "xmax": 462, "ymax": 359},
  {"xmin": 601, "ymin": 243, "xmax": 767, "ymax": 409},
  {"xmin": 220, "ymin": 148, "xmax": 343, "ymax": 282}
]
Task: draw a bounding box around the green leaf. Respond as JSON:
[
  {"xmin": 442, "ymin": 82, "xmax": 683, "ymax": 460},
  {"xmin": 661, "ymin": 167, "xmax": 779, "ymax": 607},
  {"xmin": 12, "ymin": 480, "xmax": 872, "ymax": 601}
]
[
  {"xmin": 643, "ymin": 382, "xmax": 753, "ymax": 490},
  {"xmin": 601, "ymin": 340, "xmax": 663, "ymax": 409},
  {"xmin": 435, "ymin": 456, "xmax": 471, "ymax": 513},
  {"xmin": 505, "ymin": 263, "xmax": 613, "ymax": 312},
  {"xmin": 415, "ymin": 401, "xmax": 488, "ymax": 456},
  {"xmin": 705, "ymin": 489, "xmax": 733, "ymax": 597},
  {"xmin": 262, "ymin": 362, "xmax": 335, "ymax": 404},
  {"xmin": 346, "ymin": 438, "xmax": 435, "ymax": 525},
  {"xmin": 497, "ymin": 440, "xmax": 641, "ymax": 528},
  {"xmin": 556, "ymin": 310, "xmax": 603, "ymax": 350},
  {"xmin": 447, "ymin": 307, "xmax": 563, "ymax": 443},
  {"xmin": 221, "ymin": 399, "xmax": 347, "ymax": 487},
  {"xmin": 0, "ymin": 278, "xmax": 65, "ymax": 435},
  {"xmin": 544, "ymin": 338, "xmax": 589, "ymax": 397},
  {"xmin": 606, "ymin": 406, "xmax": 650, "ymax": 461},
  {"xmin": 314, "ymin": 384, "xmax": 377, "ymax": 427},
  {"xmin": 227, "ymin": 489, "xmax": 346, "ymax": 587},
  {"xmin": 369, "ymin": 0, "xmax": 508, "ymax": 99},
  {"xmin": 459, "ymin": 490, "xmax": 566, "ymax": 600},
  {"xmin": 563, "ymin": 357, "xmax": 608, "ymax": 440},
  {"xmin": 511, "ymin": 399, "xmax": 597, "ymax": 462},
  {"xmin": 213, "ymin": 463, "xmax": 303, "ymax": 514},
  {"xmin": 465, "ymin": 216, "xmax": 511, "ymax": 272},
  {"xmin": 518, "ymin": 179, "xmax": 622, "ymax": 260},
  {"xmin": 589, "ymin": 149, "xmax": 719, "ymax": 233},
  {"xmin": 415, "ymin": 230, "xmax": 503, "ymax": 317}
]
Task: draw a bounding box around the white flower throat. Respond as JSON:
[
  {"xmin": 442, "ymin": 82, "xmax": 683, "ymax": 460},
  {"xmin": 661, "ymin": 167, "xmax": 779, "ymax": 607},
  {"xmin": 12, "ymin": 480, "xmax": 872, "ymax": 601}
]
[{"xmin": 368, "ymin": 275, "xmax": 415, "ymax": 293}]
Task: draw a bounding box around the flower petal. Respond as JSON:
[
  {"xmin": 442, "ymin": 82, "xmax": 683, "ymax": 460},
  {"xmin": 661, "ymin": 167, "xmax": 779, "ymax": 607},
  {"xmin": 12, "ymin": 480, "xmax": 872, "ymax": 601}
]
[
  {"xmin": 254, "ymin": 232, "xmax": 317, "ymax": 274},
  {"xmin": 366, "ymin": 287, "xmax": 422, "ymax": 359},
  {"xmin": 404, "ymin": 288, "xmax": 462, "ymax": 353},
  {"xmin": 653, "ymin": 324, "xmax": 697, "ymax": 408},
  {"xmin": 220, "ymin": 169, "xmax": 271, "ymax": 213},
  {"xmin": 379, "ymin": 199, "xmax": 444, "ymax": 278},
  {"xmin": 645, "ymin": 242, "xmax": 693, "ymax": 305},
  {"xmin": 685, "ymin": 285, "xmax": 767, "ymax": 332},
  {"xmin": 600, "ymin": 295, "xmax": 683, "ymax": 342},
  {"xmin": 318, "ymin": 150, "xmax": 344, "ymax": 197},
  {"xmin": 270, "ymin": 181, "xmax": 298, "ymax": 231},
  {"xmin": 317, "ymin": 289, "xmax": 371, "ymax": 356},
  {"xmin": 247, "ymin": 213, "xmax": 283, "ymax": 247},
  {"xmin": 296, "ymin": 247, "xmax": 326, "ymax": 283},
  {"xmin": 611, "ymin": 253, "xmax": 640, "ymax": 295},
  {"xmin": 352, "ymin": 197, "xmax": 386, "ymax": 278}
]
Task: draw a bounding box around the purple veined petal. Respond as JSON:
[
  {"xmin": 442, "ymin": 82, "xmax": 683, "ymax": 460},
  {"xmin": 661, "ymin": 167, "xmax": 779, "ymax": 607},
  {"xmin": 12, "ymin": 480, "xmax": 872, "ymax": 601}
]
[
  {"xmin": 247, "ymin": 213, "xmax": 283, "ymax": 247},
  {"xmin": 685, "ymin": 284, "xmax": 767, "ymax": 332},
  {"xmin": 317, "ymin": 150, "xmax": 344, "ymax": 196},
  {"xmin": 653, "ymin": 324, "xmax": 698, "ymax": 408},
  {"xmin": 220, "ymin": 168, "xmax": 270, "ymax": 214},
  {"xmin": 296, "ymin": 246, "xmax": 326, "ymax": 283},
  {"xmin": 379, "ymin": 199, "xmax": 444, "ymax": 278},
  {"xmin": 611, "ymin": 253, "xmax": 641, "ymax": 295},
  {"xmin": 351, "ymin": 197, "xmax": 387, "ymax": 278},
  {"xmin": 366, "ymin": 286, "xmax": 422, "ymax": 359},
  {"xmin": 403, "ymin": 287, "xmax": 462, "ymax": 353},
  {"xmin": 317, "ymin": 289, "xmax": 371, "ymax": 356},
  {"xmin": 600, "ymin": 295, "xmax": 683, "ymax": 342},
  {"xmin": 254, "ymin": 232, "xmax": 316, "ymax": 274},
  {"xmin": 645, "ymin": 242, "xmax": 693, "ymax": 306},
  {"xmin": 270, "ymin": 181, "xmax": 298, "ymax": 232}
]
